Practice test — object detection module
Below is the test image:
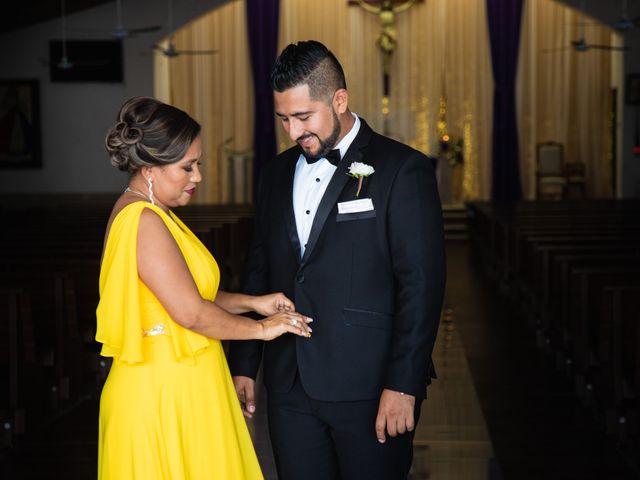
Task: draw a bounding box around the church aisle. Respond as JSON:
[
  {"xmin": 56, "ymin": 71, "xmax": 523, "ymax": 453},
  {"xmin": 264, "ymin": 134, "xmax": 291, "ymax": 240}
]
[{"xmin": 409, "ymin": 302, "xmax": 495, "ymax": 479}]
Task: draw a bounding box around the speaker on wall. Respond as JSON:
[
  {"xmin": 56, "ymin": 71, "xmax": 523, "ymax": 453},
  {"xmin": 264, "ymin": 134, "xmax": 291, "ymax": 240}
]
[
  {"xmin": 49, "ymin": 40, "xmax": 123, "ymax": 83},
  {"xmin": 627, "ymin": 74, "xmax": 640, "ymax": 105}
]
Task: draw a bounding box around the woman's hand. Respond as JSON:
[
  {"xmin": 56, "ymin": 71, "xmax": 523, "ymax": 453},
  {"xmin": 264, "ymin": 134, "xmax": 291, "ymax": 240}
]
[
  {"xmin": 251, "ymin": 292, "xmax": 295, "ymax": 317},
  {"xmin": 259, "ymin": 311, "xmax": 313, "ymax": 341}
]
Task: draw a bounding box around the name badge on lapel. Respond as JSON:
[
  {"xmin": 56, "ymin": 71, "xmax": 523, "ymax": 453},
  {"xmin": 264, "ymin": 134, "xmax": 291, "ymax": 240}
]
[{"xmin": 338, "ymin": 198, "xmax": 374, "ymax": 214}]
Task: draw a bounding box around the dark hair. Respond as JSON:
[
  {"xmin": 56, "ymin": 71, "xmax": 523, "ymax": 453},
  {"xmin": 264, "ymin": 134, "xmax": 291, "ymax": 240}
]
[
  {"xmin": 270, "ymin": 40, "xmax": 347, "ymax": 102},
  {"xmin": 105, "ymin": 96, "xmax": 201, "ymax": 173}
]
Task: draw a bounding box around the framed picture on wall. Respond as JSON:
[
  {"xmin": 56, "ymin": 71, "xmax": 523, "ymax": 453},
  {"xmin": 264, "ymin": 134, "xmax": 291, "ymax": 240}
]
[{"xmin": 0, "ymin": 79, "xmax": 42, "ymax": 169}]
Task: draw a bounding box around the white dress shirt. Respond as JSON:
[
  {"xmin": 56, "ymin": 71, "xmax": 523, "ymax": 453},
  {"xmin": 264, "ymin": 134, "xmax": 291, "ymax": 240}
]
[{"xmin": 292, "ymin": 113, "xmax": 361, "ymax": 257}]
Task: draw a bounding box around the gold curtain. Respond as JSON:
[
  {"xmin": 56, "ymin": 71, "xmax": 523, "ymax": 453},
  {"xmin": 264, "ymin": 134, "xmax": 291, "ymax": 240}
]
[
  {"xmin": 154, "ymin": 1, "xmax": 253, "ymax": 204},
  {"xmin": 156, "ymin": 0, "xmax": 620, "ymax": 203},
  {"xmin": 518, "ymin": 0, "xmax": 619, "ymax": 199},
  {"xmin": 157, "ymin": 0, "xmax": 493, "ymax": 203}
]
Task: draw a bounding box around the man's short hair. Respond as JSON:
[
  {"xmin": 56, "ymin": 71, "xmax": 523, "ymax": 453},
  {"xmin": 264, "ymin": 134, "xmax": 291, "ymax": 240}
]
[{"xmin": 270, "ymin": 40, "xmax": 347, "ymax": 103}]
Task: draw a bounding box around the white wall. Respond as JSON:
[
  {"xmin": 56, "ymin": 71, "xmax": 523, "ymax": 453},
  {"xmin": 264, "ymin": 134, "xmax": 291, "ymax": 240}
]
[
  {"xmin": 0, "ymin": 0, "xmax": 224, "ymax": 194},
  {"xmin": 555, "ymin": 0, "xmax": 640, "ymax": 198},
  {"xmin": 621, "ymin": 35, "xmax": 640, "ymax": 198}
]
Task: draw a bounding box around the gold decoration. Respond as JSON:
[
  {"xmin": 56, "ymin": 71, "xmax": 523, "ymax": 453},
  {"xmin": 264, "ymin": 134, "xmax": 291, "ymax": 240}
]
[{"xmin": 355, "ymin": 0, "xmax": 416, "ymax": 63}]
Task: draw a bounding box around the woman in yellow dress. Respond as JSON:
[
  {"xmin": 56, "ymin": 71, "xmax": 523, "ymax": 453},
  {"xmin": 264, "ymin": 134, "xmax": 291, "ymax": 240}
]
[{"xmin": 97, "ymin": 96, "xmax": 312, "ymax": 479}]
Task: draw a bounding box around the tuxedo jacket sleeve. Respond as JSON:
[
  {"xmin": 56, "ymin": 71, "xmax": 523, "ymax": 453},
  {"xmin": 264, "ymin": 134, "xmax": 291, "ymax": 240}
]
[{"xmin": 383, "ymin": 150, "xmax": 445, "ymax": 396}]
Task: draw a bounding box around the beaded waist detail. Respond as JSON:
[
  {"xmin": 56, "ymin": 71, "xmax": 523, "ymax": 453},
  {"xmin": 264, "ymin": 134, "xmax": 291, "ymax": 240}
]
[{"xmin": 142, "ymin": 324, "xmax": 168, "ymax": 337}]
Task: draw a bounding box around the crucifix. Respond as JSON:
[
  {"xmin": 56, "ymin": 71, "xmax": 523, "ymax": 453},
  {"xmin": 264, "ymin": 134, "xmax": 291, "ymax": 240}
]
[{"xmin": 352, "ymin": 0, "xmax": 418, "ymax": 133}]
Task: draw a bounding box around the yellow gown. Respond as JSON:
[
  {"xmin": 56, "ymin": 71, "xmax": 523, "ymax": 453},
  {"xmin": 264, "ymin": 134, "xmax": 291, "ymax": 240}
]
[{"xmin": 96, "ymin": 202, "xmax": 263, "ymax": 480}]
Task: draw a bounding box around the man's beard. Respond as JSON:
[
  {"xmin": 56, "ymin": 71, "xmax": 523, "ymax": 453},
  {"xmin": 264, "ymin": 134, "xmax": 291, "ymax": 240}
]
[{"xmin": 298, "ymin": 110, "xmax": 341, "ymax": 159}]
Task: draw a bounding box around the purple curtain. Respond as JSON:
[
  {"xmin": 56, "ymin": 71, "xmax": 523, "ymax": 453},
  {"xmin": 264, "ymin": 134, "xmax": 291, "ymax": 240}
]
[
  {"xmin": 487, "ymin": 0, "xmax": 524, "ymax": 202},
  {"xmin": 246, "ymin": 0, "xmax": 280, "ymax": 202}
]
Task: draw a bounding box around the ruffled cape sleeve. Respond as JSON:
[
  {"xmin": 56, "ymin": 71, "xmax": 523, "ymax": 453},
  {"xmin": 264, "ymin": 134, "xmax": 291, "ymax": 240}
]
[{"xmin": 95, "ymin": 202, "xmax": 210, "ymax": 364}]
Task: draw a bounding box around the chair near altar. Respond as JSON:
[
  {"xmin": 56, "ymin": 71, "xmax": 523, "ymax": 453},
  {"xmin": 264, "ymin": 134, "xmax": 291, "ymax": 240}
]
[{"xmin": 536, "ymin": 141, "xmax": 566, "ymax": 200}]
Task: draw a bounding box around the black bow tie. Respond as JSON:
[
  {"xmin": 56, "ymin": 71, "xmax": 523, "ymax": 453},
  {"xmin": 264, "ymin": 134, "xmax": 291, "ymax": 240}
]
[{"xmin": 303, "ymin": 149, "xmax": 341, "ymax": 167}]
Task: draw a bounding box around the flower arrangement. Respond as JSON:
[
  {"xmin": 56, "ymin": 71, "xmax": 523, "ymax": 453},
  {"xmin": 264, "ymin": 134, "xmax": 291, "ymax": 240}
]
[{"xmin": 438, "ymin": 134, "xmax": 464, "ymax": 168}]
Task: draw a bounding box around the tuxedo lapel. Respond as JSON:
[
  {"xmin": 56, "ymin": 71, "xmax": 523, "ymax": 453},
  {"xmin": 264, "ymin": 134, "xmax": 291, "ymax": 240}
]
[
  {"xmin": 300, "ymin": 119, "xmax": 374, "ymax": 265},
  {"xmin": 282, "ymin": 152, "xmax": 302, "ymax": 263}
]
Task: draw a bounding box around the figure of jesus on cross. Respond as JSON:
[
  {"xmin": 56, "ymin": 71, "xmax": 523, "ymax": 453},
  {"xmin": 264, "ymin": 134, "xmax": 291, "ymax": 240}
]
[
  {"xmin": 355, "ymin": 0, "xmax": 415, "ymax": 73},
  {"xmin": 353, "ymin": 0, "xmax": 416, "ymax": 131}
]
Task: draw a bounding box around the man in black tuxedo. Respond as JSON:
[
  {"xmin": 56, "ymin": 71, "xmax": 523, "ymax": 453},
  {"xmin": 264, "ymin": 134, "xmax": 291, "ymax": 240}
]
[{"xmin": 228, "ymin": 40, "xmax": 445, "ymax": 480}]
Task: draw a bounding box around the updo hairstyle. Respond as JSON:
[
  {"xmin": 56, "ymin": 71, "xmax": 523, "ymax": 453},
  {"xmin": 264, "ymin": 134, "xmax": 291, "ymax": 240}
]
[{"xmin": 105, "ymin": 97, "xmax": 201, "ymax": 174}]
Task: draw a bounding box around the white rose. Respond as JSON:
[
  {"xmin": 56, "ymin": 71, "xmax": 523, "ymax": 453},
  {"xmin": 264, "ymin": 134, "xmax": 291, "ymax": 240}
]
[{"xmin": 348, "ymin": 162, "xmax": 375, "ymax": 177}]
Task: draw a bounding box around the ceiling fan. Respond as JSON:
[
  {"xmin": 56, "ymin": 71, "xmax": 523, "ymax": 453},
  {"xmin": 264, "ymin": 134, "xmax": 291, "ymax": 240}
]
[
  {"xmin": 544, "ymin": 0, "xmax": 629, "ymax": 53},
  {"xmin": 46, "ymin": 0, "xmax": 112, "ymax": 71},
  {"xmin": 151, "ymin": 0, "xmax": 218, "ymax": 58},
  {"xmin": 612, "ymin": 0, "xmax": 640, "ymax": 32},
  {"xmin": 569, "ymin": 38, "xmax": 629, "ymax": 53},
  {"xmin": 567, "ymin": 0, "xmax": 639, "ymax": 33},
  {"xmin": 68, "ymin": 0, "xmax": 161, "ymax": 39},
  {"xmin": 570, "ymin": 8, "xmax": 630, "ymax": 53},
  {"xmin": 57, "ymin": 0, "xmax": 73, "ymax": 69}
]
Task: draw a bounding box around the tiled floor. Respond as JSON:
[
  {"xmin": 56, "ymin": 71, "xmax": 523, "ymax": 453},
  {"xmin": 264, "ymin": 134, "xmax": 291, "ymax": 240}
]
[
  {"xmin": 244, "ymin": 379, "xmax": 277, "ymax": 480},
  {"xmin": 1, "ymin": 242, "xmax": 638, "ymax": 479},
  {"xmin": 409, "ymin": 310, "xmax": 495, "ymax": 480}
]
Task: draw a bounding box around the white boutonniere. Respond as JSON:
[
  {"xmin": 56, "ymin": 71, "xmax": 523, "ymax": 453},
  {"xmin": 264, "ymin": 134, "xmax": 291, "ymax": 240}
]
[{"xmin": 347, "ymin": 162, "xmax": 375, "ymax": 197}]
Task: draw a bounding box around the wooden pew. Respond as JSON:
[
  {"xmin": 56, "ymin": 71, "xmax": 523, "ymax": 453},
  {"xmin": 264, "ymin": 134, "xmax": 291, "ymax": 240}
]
[
  {"xmin": 566, "ymin": 266, "xmax": 640, "ymax": 400},
  {"xmin": 0, "ymin": 257, "xmax": 101, "ymax": 413},
  {"xmin": 467, "ymin": 201, "xmax": 640, "ymax": 283},
  {"xmin": 597, "ymin": 285, "xmax": 640, "ymax": 441},
  {"xmin": 0, "ymin": 289, "xmax": 25, "ymax": 445},
  {"xmin": 523, "ymin": 243, "xmax": 640, "ymax": 329},
  {"xmin": 0, "ymin": 288, "xmax": 41, "ymax": 443},
  {"xmin": 467, "ymin": 200, "xmax": 640, "ymax": 449}
]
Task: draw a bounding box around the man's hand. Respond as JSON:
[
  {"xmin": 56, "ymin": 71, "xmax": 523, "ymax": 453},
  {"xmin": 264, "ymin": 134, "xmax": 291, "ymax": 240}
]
[
  {"xmin": 375, "ymin": 388, "xmax": 416, "ymax": 443},
  {"xmin": 233, "ymin": 376, "xmax": 257, "ymax": 419}
]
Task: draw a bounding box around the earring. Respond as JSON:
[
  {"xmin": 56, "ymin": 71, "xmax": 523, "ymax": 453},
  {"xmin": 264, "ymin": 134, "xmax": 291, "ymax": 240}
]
[{"xmin": 146, "ymin": 176, "xmax": 155, "ymax": 206}]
